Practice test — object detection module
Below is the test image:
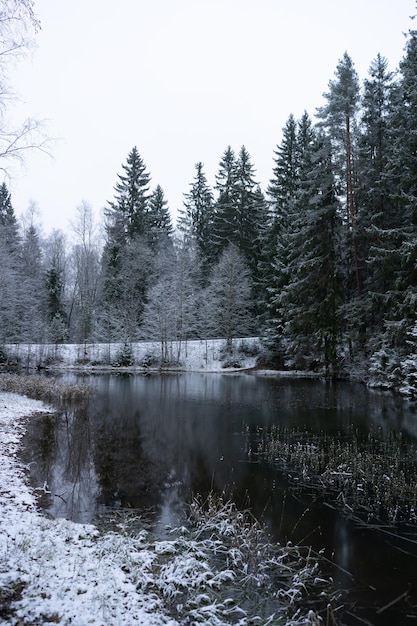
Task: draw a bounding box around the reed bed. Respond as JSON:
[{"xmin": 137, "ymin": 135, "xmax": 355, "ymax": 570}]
[
  {"xmin": 251, "ymin": 425, "xmax": 417, "ymax": 526},
  {"xmin": 109, "ymin": 492, "xmax": 343, "ymax": 625},
  {"xmin": 0, "ymin": 372, "xmax": 93, "ymax": 404}
]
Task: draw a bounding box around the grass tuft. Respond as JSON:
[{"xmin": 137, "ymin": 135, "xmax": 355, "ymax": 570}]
[{"xmin": 0, "ymin": 373, "xmax": 93, "ymax": 405}]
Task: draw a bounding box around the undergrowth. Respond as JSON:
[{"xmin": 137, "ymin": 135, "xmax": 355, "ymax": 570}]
[
  {"xmin": 109, "ymin": 493, "xmax": 343, "ymax": 625},
  {"xmin": 0, "ymin": 372, "xmax": 93, "ymax": 404},
  {"xmin": 250, "ymin": 425, "xmax": 417, "ymax": 526}
]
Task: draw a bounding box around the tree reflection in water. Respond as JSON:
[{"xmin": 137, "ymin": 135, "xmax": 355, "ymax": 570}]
[{"xmin": 20, "ymin": 373, "xmax": 417, "ymax": 624}]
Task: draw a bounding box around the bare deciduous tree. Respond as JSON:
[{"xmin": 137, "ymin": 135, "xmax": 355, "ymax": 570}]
[{"xmin": 0, "ymin": 1, "xmax": 51, "ymax": 174}]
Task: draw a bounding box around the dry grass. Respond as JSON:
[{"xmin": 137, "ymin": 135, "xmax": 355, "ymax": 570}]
[
  {"xmin": 0, "ymin": 372, "xmax": 93, "ymax": 405},
  {"xmin": 251, "ymin": 425, "xmax": 417, "ymax": 526}
]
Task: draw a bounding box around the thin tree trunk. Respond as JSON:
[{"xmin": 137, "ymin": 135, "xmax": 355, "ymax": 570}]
[{"xmin": 346, "ymin": 115, "xmax": 362, "ymax": 295}]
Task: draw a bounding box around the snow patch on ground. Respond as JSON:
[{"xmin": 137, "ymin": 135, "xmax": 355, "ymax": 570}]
[
  {"xmin": 6, "ymin": 338, "xmax": 262, "ymax": 373},
  {"xmin": 0, "ymin": 393, "xmax": 179, "ymax": 625},
  {"xmin": 0, "ymin": 391, "xmax": 328, "ymax": 626}
]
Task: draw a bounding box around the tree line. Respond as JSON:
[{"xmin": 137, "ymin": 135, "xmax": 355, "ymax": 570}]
[{"xmin": 1, "ymin": 27, "xmax": 417, "ymax": 382}]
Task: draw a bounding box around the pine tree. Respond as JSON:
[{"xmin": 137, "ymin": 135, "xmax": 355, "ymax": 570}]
[
  {"xmin": 101, "ymin": 147, "xmax": 153, "ymax": 338},
  {"xmin": 262, "ymin": 113, "xmax": 313, "ymax": 347},
  {"xmin": 357, "ymin": 54, "xmax": 394, "ymax": 342},
  {"xmin": 380, "ymin": 29, "xmax": 417, "ymax": 349},
  {"xmin": 277, "ymin": 134, "xmax": 343, "ymax": 374},
  {"xmin": 233, "ymin": 146, "xmax": 267, "ymax": 276},
  {"xmin": 178, "ymin": 162, "xmax": 214, "ymax": 272},
  {"xmin": 211, "ymin": 146, "xmax": 238, "ymax": 258},
  {"xmin": 105, "ymin": 146, "xmax": 151, "ymax": 244},
  {"xmin": 146, "ymin": 184, "xmax": 173, "ymax": 250},
  {"xmin": 0, "ymin": 184, "xmax": 22, "ymax": 341},
  {"xmin": 318, "ymin": 53, "xmax": 362, "ymax": 297},
  {"xmin": 212, "ymin": 146, "xmax": 266, "ymax": 284}
]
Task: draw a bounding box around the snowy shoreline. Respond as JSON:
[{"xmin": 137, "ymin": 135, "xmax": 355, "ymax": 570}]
[
  {"xmin": 0, "ymin": 392, "xmax": 181, "ymax": 625},
  {"xmin": 4, "ymin": 339, "xmax": 324, "ymax": 382},
  {"xmin": 0, "ymin": 390, "xmax": 331, "ymax": 626}
]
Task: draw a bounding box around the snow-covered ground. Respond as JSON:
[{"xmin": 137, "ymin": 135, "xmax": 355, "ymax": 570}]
[
  {"xmin": 5, "ymin": 338, "xmax": 262, "ymax": 372},
  {"xmin": 0, "ymin": 393, "xmax": 181, "ymax": 625},
  {"xmin": 0, "ymin": 391, "xmax": 328, "ymax": 626}
]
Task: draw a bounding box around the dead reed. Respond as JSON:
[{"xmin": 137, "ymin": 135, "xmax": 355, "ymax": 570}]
[
  {"xmin": 0, "ymin": 372, "xmax": 93, "ymax": 405},
  {"xmin": 251, "ymin": 425, "xmax": 417, "ymax": 525}
]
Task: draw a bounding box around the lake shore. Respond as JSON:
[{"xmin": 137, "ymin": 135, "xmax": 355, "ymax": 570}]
[{"xmin": 0, "ymin": 386, "xmax": 335, "ymax": 626}]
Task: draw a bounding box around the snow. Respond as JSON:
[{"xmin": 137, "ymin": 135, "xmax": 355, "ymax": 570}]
[
  {"xmin": 6, "ymin": 338, "xmax": 262, "ymax": 373},
  {"xmin": 0, "ymin": 390, "xmax": 326, "ymax": 626},
  {"xmin": 0, "ymin": 393, "xmax": 180, "ymax": 626}
]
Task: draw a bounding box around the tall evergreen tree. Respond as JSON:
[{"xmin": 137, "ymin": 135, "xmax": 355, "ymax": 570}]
[
  {"xmin": 357, "ymin": 54, "xmax": 394, "ymax": 342},
  {"xmin": 275, "ymin": 134, "xmax": 342, "ymax": 374},
  {"xmin": 105, "ymin": 146, "xmax": 151, "ymax": 252},
  {"xmin": 233, "ymin": 145, "xmax": 267, "ymax": 275},
  {"xmin": 0, "ymin": 184, "xmax": 21, "ymax": 341},
  {"xmin": 380, "ymin": 29, "xmax": 417, "ymax": 348},
  {"xmin": 146, "ymin": 184, "xmax": 173, "ymax": 250},
  {"xmin": 211, "ymin": 146, "xmax": 238, "ymax": 258},
  {"xmin": 318, "ymin": 52, "xmax": 362, "ymax": 297},
  {"xmin": 178, "ymin": 162, "xmax": 214, "ymax": 271},
  {"xmin": 101, "ymin": 147, "xmax": 153, "ymax": 337},
  {"xmin": 262, "ymin": 113, "xmax": 314, "ymax": 345}
]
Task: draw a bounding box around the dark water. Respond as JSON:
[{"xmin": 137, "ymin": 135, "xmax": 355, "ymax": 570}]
[{"xmin": 22, "ymin": 373, "xmax": 417, "ymax": 624}]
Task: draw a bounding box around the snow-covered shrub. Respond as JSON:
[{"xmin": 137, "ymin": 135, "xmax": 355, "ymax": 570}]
[
  {"xmin": 368, "ymin": 347, "xmax": 402, "ymax": 389},
  {"xmin": 112, "ymin": 342, "xmax": 135, "ymax": 367},
  {"xmin": 221, "ymin": 355, "xmax": 242, "ymax": 369},
  {"xmin": 237, "ymin": 339, "xmax": 261, "ymax": 357},
  {"xmin": 141, "ymin": 353, "xmax": 159, "ymax": 368}
]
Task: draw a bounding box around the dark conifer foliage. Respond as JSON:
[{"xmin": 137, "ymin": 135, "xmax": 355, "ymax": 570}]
[
  {"xmin": 5, "ymin": 21, "xmax": 417, "ymax": 386},
  {"xmin": 146, "ymin": 184, "xmax": 173, "ymax": 249},
  {"xmin": 106, "ymin": 146, "xmax": 151, "ymax": 241},
  {"xmin": 211, "ymin": 146, "xmax": 239, "ymax": 258},
  {"xmin": 178, "ymin": 162, "xmax": 214, "ymax": 273}
]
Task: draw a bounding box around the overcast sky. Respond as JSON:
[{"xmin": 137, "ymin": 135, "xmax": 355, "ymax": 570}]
[{"xmin": 8, "ymin": 0, "xmax": 415, "ymax": 233}]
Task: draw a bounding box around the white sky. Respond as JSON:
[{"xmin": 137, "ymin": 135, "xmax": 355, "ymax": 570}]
[{"xmin": 7, "ymin": 0, "xmax": 415, "ymax": 233}]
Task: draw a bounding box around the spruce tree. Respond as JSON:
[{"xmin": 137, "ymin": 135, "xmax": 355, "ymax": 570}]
[
  {"xmin": 357, "ymin": 54, "xmax": 394, "ymax": 343},
  {"xmin": 381, "ymin": 29, "xmax": 417, "ymax": 349},
  {"xmin": 146, "ymin": 184, "xmax": 173, "ymax": 249},
  {"xmin": 277, "ymin": 133, "xmax": 342, "ymax": 374},
  {"xmin": 317, "ymin": 53, "xmax": 362, "ymax": 298},
  {"xmin": 178, "ymin": 162, "xmax": 214, "ymax": 272},
  {"xmin": 0, "ymin": 184, "xmax": 21, "ymax": 341},
  {"xmin": 104, "ymin": 146, "xmax": 151, "ymax": 264},
  {"xmin": 101, "ymin": 147, "xmax": 153, "ymax": 340},
  {"xmin": 262, "ymin": 114, "xmax": 311, "ymax": 348},
  {"xmin": 211, "ymin": 146, "xmax": 238, "ymax": 258}
]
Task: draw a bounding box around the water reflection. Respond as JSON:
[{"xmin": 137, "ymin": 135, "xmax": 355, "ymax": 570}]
[{"xmin": 21, "ymin": 373, "xmax": 417, "ymax": 623}]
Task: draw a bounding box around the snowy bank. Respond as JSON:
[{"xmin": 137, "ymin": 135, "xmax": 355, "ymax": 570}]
[
  {"xmin": 5, "ymin": 338, "xmax": 262, "ymax": 373},
  {"xmin": 0, "ymin": 393, "xmax": 179, "ymax": 626},
  {"xmin": 0, "ymin": 391, "xmax": 336, "ymax": 625}
]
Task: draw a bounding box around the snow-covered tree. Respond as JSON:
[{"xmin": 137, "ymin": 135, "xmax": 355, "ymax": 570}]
[
  {"xmin": 146, "ymin": 184, "xmax": 173, "ymax": 250},
  {"xmin": 178, "ymin": 162, "xmax": 214, "ymax": 273},
  {"xmin": 203, "ymin": 244, "xmax": 253, "ymax": 353},
  {"xmin": 318, "ymin": 52, "xmax": 362, "ymax": 297}
]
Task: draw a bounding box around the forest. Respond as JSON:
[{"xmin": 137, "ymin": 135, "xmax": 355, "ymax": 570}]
[{"xmin": 1, "ymin": 27, "xmax": 417, "ymax": 389}]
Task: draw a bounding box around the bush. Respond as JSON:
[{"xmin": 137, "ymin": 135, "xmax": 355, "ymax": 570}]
[
  {"xmin": 0, "ymin": 345, "xmax": 8, "ymax": 364},
  {"xmin": 112, "ymin": 343, "xmax": 135, "ymax": 367},
  {"xmin": 237, "ymin": 339, "xmax": 261, "ymax": 357},
  {"xmin": 141, "ymin": 353, "xmax": 159, "ymax": 368}
]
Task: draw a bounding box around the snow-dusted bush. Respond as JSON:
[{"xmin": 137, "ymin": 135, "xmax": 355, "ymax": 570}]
[
  {"xmin": 111, "ymin": 342, "xmax": 135, "ymax": 367},
  {"xmin": 368, "ymin": 347, "xmax": 402, "ymax": 389}
]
